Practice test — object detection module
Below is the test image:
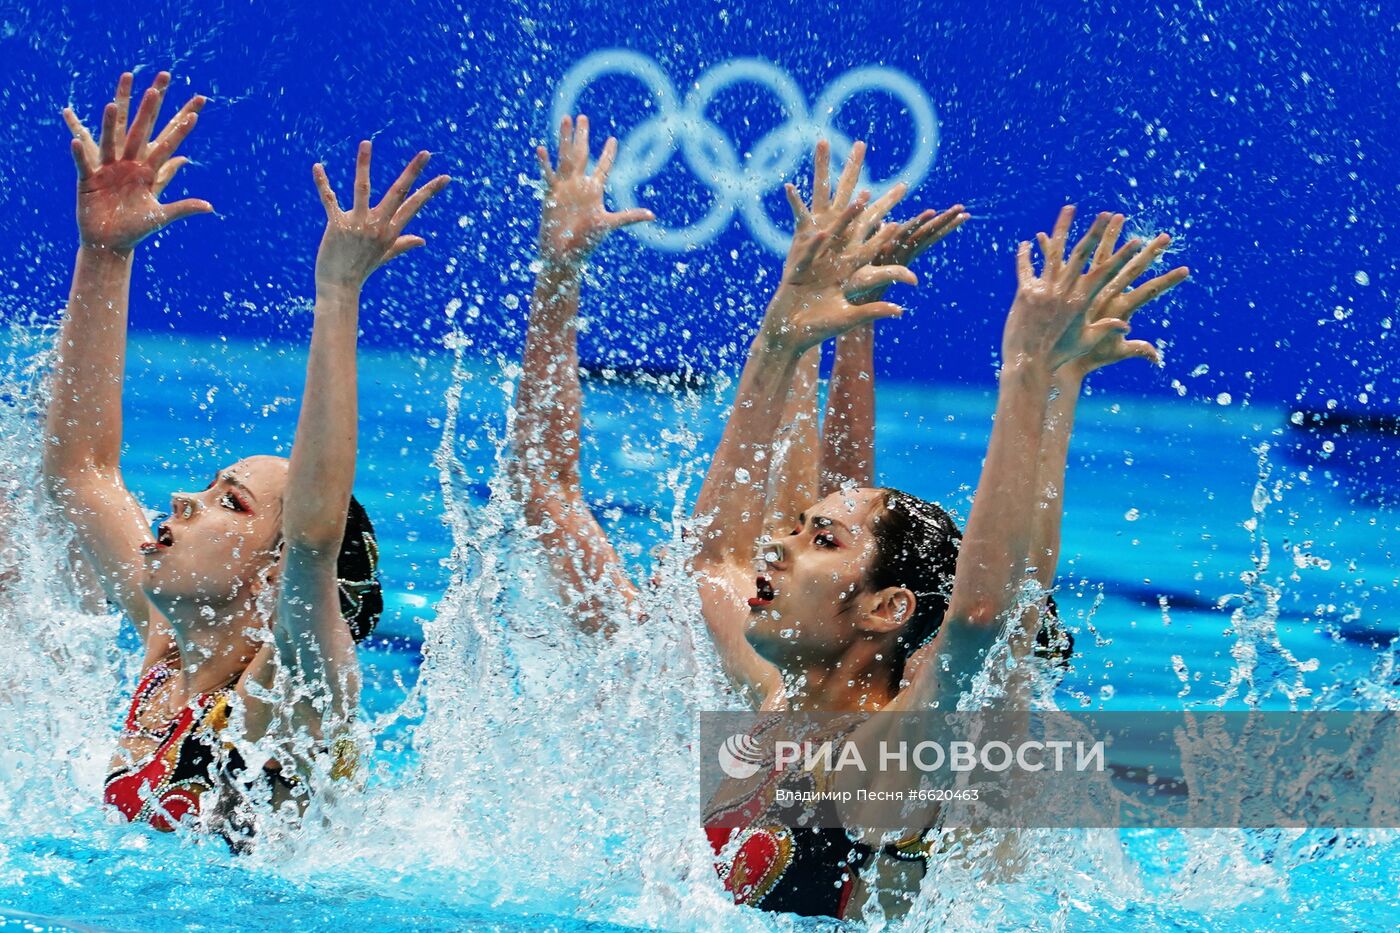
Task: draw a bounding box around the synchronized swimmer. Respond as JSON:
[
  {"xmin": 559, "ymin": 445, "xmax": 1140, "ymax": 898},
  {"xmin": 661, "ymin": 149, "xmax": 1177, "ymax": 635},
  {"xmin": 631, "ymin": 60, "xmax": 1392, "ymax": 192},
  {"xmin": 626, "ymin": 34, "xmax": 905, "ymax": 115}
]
[{"xmin": 39, "ymin": 70, "xmax": 1186, "ymax": 919}]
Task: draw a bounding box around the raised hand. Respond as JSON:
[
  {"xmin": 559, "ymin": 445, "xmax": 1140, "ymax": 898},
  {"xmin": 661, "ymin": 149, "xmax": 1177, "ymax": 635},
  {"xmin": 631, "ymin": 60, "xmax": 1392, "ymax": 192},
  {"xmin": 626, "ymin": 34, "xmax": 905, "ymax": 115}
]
[
  {"xmin": 803, "ymin": 140, "xmax": 967, "ymax": 305},
  {"xmin": 1005, "ymin": 206, "xmax": 1144, "ymax": 372},
  {"xmin": 536, "ymin": 115, "xmax": 654, "ymax": 268},
  {"xmin": 64, "ymin": 71, "xmax": 211, "ymax": 251},
  {"xmin": 1064, "ymin": 214, "xmax": 1189, "ymax": 377},
  {"xmin": 758, "ymin": 147, "xmax": 914, "ymax": 356},
  {"xmin": 312, "ymin": 142, "xmax": 450, "ymax": 293}
]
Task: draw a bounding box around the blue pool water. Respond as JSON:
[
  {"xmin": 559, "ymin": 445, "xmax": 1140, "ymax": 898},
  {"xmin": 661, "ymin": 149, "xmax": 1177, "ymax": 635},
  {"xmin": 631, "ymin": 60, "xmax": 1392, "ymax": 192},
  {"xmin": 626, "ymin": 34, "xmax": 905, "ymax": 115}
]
[{"xmin": 0, "ymin": 331, "xmax": 1396, "ymax": 931}]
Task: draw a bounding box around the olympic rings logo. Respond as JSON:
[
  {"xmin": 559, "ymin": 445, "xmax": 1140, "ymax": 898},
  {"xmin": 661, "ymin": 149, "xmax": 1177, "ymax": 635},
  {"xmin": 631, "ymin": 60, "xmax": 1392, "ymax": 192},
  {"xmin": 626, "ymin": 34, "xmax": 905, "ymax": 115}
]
[{"xmin": 551, "ymin": 50, "xmax": 939, "ymax": 254}]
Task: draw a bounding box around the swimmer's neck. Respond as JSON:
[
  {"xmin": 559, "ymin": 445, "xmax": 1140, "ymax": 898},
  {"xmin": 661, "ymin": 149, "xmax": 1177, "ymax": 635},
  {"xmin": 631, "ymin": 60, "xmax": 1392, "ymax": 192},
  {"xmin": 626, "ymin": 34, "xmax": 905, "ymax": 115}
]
[
  {"xmin": 148, "ymin": 594, "xmax": 265, "ymax": 696},
  {"xmin": 773, "ymin": 643, "xmax": 897, "ymax": 713}
]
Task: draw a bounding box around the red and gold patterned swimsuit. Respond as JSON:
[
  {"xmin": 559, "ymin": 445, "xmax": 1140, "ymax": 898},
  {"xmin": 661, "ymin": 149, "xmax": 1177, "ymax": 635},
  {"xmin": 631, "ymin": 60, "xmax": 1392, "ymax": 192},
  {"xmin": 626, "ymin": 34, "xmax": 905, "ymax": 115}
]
[
  {"xmin": 103, "ymin": 658, "xmax": 237, "ymax": 831},
  {"xmin": 704, "ymin": 716, "xmax": 935, "ymax": 920}
]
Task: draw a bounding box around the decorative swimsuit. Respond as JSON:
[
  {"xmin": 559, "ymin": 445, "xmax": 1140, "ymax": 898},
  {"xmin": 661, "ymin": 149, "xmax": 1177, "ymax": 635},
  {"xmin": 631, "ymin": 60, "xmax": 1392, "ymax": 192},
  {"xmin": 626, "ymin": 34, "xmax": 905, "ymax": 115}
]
[
  {"xmin": 103, "ymin": 657, "xmax": 240, "ymax": 831},
  {"xmin": 703, "ymin": 716, "xmax": 936, "ymax": 920}
]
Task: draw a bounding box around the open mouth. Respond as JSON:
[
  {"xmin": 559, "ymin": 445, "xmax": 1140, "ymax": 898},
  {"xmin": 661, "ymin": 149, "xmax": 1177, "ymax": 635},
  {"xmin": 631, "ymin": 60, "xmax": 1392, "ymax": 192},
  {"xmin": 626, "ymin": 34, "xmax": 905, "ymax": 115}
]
[
  {"xmin": 140, "ymin": 523, "xmax": 175, "ymax": 556},
  {"xmin": 748, "ymin": 574, "xmax": 776, "ymax": 609}
]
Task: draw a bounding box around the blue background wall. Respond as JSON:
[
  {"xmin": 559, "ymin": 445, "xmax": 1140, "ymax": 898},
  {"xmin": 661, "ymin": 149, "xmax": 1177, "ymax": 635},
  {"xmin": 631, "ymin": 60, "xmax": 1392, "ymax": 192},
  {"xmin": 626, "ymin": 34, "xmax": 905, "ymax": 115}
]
[{"xmin": 1, "ymin": 0, "xmax": 1395, "ymax": 411}]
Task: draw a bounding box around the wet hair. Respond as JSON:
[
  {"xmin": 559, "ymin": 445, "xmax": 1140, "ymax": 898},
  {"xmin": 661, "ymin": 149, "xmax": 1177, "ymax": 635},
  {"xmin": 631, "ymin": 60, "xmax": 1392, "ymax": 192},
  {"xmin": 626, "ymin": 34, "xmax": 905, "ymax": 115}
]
[
  {"xmin": 867, "ymin": 488, "xmax": 1074, "ymax": 688},
  {"xmin": 336, "ymin": 496, "xmax": 382, "ymax": 642}
]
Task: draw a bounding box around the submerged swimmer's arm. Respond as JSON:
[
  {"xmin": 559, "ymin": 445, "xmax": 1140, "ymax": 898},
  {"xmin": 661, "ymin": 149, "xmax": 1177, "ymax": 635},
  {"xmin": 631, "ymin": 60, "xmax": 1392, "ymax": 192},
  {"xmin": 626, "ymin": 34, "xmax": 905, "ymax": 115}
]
[
  {"xmin": 240, "ymin": 144, "xmax": 448, "ymax": 754},
  {"xmin": 512, "ymin": 115, "xmax": 653, "ymax": 634},
  {"xmin": 41, "ymin": 71, "xmax": 209, "ymax": 652}
]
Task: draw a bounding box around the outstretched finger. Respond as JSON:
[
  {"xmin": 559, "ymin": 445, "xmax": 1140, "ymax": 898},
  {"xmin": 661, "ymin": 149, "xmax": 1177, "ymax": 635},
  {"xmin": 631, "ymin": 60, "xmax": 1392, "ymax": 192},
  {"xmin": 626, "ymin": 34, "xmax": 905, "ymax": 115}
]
[
  {"xmin": 153, "ymin": 156, "xmax": 188, "ymax": 196},
  {"xmin": 123, "ymin": 72, "xmax": 170, "ymax": 160},
  {"xmin": 352, "ymin": 140, "xmax": 372, "ymax": 214},
  {"xmin": 1085, "ymin": 237, "xmax": 1144, "ymax": 299},
  {"xmin": 69, "ymin": 138, "xmax": 97, "ymax": 179},
  {"xmin": 604, "ymin": 207, "xmax": 655, "ymax": 230},
  {"xmin": 595, "ymin": 136, "xmax": 618, "ymax": 183},
  {"xmin": 146, "ymin": 110, "xmax": 201, "ymax": 166},
  {"xmin": 62, "ymin": 108, "xmax": 98, "ymax": 157},
  {"xmin": 110, "ymin": 72, "xmax": 133, "ymax": 158},
  {"xmin": 1016, "ymin": 240, "xmax": 1034, "ymax": 284},
  {"xmin": 1121, "ymin": 265, "xmax": 1190, "ymax": 315},
  {"xmin": 98, "ymin": 102, "xmax": 119, "ymax": 164},
  {"xmin": 783, "ymin": 183, "xmax": 813, "ymax": 227},
  {"xmin": 849, "ymin": 263, "xmax": 917, "ymax": 295},
  {"xmin": 1064, "ymin": 212, "xmax": 1111, "ymax": 274},
  {"xmin": 1093, "ymin": 213, "xmax": 1125, "ymax": 268},
  {"xmin": 850, "ymin": 299, "xmax": 905, "ymax": 326},
  {"xmin": 312, "ymin": 162, "xmax": 341, "ymax": 216},
  {"xmin": 812, "ymin": 140, "xmax": 832, "ymax": 212},
  {"xmin": 390, "ymin": 174, "xmax": 451, "ymax": 230},
  {"xmin": 1122, "ymin": 338, "xmax": 1162, "ymax": 365},
  {"xmin": 148, "ymin": 95, "xmax": 206, "ymax": 165},
  {"xmin": 380, "ymin": 234, "xmax": 427, "ymax": 266},
  {"xmin": 1100, "ymin": 233, "xmax": 1171, "ymax": 313},
  {"xmin": 536, "ymin": 145, "xmax": 555, "ymax": 182},
  {"xmin": 380, "ymin": 151, "xmax": 431, "ymax": 215},
  {"xmin": 1047, "ymin": 204, "xmax": 1075, "ymax": 273},
  {"xmin": 911, "ymin": 206, "xmax": 968, "ymax": 252},
  {"xmin": 832, "ymin": 140, "xmax": 866, "ymax": 209},
  {"xmin": 157, "ymin": 197, "xmax": 214, "ymax": 224},
  {"xmin": 852, "ymin": 219, "xmax": 900, "ymax": 266},
  {"xmin": 573, "ymin": 115, "xmax": 591, "ymax": 173},
  {"xmin": 856, "ymin": 182, "xmax": 907, "ymax": 241},
  {"xmin": 556, "ymin": 116, "xmax": 577, "ymax": 175}
]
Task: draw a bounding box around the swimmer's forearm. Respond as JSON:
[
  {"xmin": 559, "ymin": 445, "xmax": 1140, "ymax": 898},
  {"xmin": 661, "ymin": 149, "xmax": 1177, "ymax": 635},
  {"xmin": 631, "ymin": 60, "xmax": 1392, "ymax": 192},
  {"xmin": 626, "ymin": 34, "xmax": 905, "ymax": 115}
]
[
  {"xmin": 1027, "ymin": 371, "xmax": 1082, "ymax": 592},
  {"xmin": 820, "ymin": 324, "xmax": 876, "ymax": 494},
  {"xmin": 516, "ymin": 264, "xmax": 585, "ymax": 492},
  {"xmin": 943, "ymin": 359, "xmax": 1052, "ymax": 632},
  {"xmin": 694, "ymin": 329, "xmax": 801, "ymax": 565},
  {"xmin": 283, "ymin": 284, "xmax": 359, "ymax": 549},
  {"xmin": 43, "ymin": 244, "xmax": 135, "ymax": 481},
  {"xmin": 764, "ymin": 347, "xmax": 820, "ymax": 534}
]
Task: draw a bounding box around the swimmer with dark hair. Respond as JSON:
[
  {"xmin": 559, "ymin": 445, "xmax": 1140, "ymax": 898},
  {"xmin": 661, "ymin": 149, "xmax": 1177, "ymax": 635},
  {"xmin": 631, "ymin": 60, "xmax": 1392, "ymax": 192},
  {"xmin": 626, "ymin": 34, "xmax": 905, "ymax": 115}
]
[
  {"xmin": 43, "ymin": 70, "xmax": 448, "ymax": 838},
  {"xmin": 512, "ymin": 117, "xmax": 1185, "ymax": 919},
  {"xmin": 691, "ymin": 171, "xmax": 1187, "ymax": 918}
]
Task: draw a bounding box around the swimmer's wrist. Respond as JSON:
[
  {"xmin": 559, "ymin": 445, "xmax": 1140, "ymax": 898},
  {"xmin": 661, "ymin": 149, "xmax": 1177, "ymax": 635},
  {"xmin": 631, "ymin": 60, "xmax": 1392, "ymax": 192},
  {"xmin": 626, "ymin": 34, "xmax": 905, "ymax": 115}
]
[
  {"xmin": 314, "ymin": 278, "xmax": 364, "ymax": 305},
  {"xmin": 76, "ymin": 242, "xmax": 134, "ymax": 264},
  {"xmin": 997, "ymin": 356, "xmax": 1053, "ymax": 386}
]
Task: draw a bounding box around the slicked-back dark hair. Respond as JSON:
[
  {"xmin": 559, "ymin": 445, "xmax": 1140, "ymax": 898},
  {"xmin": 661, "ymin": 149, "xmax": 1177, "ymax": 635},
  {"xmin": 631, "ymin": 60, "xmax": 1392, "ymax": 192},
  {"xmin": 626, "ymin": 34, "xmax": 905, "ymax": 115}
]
[{"xmin": 868, "ymin": 488, "xmax": 1073, "ymax": 689}]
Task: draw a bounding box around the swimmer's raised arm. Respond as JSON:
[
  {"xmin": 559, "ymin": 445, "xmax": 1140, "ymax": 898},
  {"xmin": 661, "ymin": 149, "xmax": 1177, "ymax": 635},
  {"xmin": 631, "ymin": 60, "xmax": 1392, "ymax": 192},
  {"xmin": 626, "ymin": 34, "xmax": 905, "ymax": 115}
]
[
  {"xmin": 42, "ymin": 71, "xmax": 209, "ymax": 660},
  {"xmin": 1012, "ymin": 220, "xmax": 1188, "ymax": 657},
  {"xmin": 822, "ymin": 202, "xmax": 969, "ymax": 494},
  {"xmin": 239, "ymin": 142, "xmax": 448, "ymax": 753},
  {"xmin": 692, "ymin": 172, "xmax": 913, "ymax": 700},
  {"xmin": 893, "ymin": 208, "xmax": 1145, "ymax": 711},
  {"xmin": 512, "ymin": 115, "xmax": 654, "ymax": 634}
]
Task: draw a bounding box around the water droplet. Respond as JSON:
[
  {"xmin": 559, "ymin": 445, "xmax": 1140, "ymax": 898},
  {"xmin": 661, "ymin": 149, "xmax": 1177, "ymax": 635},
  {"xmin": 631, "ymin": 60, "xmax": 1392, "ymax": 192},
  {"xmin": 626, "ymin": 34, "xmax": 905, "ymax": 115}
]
[
  {"xmin": 1124, "ymin": 508, "xmax": 1140, "ymax": 522},
  {"xmin": 1216, "ymin": 392, "xmax": 1232, "ymax": 406}
]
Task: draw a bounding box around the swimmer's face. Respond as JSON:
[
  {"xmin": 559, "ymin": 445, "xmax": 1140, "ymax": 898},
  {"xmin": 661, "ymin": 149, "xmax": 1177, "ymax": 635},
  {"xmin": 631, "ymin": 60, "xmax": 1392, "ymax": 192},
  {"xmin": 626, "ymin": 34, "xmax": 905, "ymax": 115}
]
[
  {"xmin": 747, "ymin": 487, "xmax": 902, "ymax": 667},
  {"xmin": 141, "ymin": 455, "xmax": 288, "ymax": 615}
]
